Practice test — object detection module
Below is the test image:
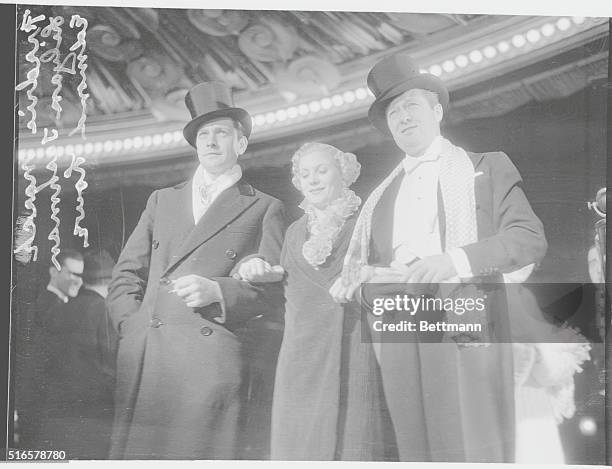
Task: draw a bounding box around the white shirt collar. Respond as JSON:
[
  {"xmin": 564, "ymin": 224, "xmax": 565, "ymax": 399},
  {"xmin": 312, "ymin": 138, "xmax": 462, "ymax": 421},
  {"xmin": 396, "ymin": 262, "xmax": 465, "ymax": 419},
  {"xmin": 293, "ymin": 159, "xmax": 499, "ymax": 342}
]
[
  {"xmin": 193, "ymin": 164, "xmax": 242, "ymax": 191},
  {"xmin": 402, "ymin": 135, "xmax": 444, "ymax": 173},
  {"xmin": 47, "ymin": 284, "xmax": 69, "ymax": 303},
  {"xmin": 192, "ymin": 164, "xmax": 243, "ymax": 224}
]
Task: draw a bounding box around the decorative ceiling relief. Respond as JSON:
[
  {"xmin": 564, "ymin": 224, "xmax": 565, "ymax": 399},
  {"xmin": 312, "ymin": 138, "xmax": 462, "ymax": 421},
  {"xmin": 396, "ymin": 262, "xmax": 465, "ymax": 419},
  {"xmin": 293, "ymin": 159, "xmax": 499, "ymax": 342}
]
[
  {"xmin": 18, "ymin": 93, "xmax": 83, "ymax": 131},
  {"xmin": 51, "ymin": 5, "xmax": 97, "ymax": 21},
  {"xmin": 125, "ymin": 8, "xmax": 160, "ymax": 32},
  {"xmin": 16, "ymin": 5, "xmax": 607, "ymax": 159},
  {"xmin": 93, "ymin": 6, "xmax": 143, "ymax": 40},
  {"xmin": 127, "ymin": 53, "xmax": 184, "ymax": 97},
  {"xmin": 17, "ymin": 7, "xmax": 487, "ymax": 121},
  {"xmin": 275, "ymin": 56, "xmax": 341, "ymax": 99},
  {"xmin": 386, "ymin": 12, "xmax": 462, "ymax": 36},
  {"xmin": 89, "ymin": 25, "xmax": 144, "ymax": 62},
  {"xmin": 150, "ymin": 88, "xmax": 191, "ymax": 122},
  {"xmin": 238, "ymin": 18, "xmax": 299, "ymax": 62},
  {"xmin": 187, "ymin": 9, "xmax": 250, "ymax": 36}
]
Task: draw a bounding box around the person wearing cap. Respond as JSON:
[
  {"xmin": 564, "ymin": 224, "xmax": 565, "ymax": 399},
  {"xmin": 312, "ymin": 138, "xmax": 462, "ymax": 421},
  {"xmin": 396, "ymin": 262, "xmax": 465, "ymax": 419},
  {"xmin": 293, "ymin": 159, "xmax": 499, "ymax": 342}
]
[
  {"xmin": 34, "ymin": 248, "xmax": 118, "ymax": 458},
  {"xmin": 106, "ymin": 82, "xmax": 286, "ymax": 459},
  {"xmin": 331, "ymin": 53, "xmax": 547, "ymax": 462}
]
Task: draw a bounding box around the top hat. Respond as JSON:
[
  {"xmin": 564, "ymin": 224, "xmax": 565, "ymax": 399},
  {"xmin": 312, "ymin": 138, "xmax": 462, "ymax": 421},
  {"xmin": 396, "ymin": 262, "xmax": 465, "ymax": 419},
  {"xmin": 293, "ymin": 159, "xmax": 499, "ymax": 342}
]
[
  {"xmin": 182, "ymin": 82, "xmax": 252, "ymax": 147},
  {"xmin": 367, "ymin": 53, "xmax": 449, "ymax": 133}
]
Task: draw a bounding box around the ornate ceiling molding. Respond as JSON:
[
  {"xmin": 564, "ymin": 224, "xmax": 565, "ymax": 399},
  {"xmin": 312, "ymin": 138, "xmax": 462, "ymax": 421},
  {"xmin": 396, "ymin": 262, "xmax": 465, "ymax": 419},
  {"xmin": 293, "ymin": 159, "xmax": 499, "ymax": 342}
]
[{"xmin": 16, "ymin": 13, "xmax": 608, "ymax": 170}]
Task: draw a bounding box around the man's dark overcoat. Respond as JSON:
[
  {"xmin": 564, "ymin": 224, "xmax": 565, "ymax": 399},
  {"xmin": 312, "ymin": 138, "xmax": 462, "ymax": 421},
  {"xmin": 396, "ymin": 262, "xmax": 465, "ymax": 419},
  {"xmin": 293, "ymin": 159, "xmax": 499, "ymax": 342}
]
[
  {"xmin": 37, "ymin": 288, "xmax": 117, "ymax": 458},
  {"xmin": 107, "ymin": 178, "xmax": 285, "ymax": 459},
  {"xmin": 14, "ymin": 289, "xmax": 65, "ymax": 448}
]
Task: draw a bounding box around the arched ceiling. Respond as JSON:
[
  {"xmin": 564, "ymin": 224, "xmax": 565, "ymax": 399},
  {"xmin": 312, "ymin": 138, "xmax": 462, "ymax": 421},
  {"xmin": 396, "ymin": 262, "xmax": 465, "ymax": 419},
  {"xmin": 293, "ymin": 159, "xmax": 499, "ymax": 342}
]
[{"xmin": 16, "ymin": 7, "xmax": 609, "ymax": 174}]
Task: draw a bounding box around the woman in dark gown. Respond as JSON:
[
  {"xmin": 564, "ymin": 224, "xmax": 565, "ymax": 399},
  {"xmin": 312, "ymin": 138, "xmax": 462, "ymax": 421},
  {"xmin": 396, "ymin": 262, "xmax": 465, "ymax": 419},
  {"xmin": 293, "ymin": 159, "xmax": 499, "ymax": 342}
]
[{"xmin": 237, "ymin": 143, "xmax": 389, "ymax": 460}]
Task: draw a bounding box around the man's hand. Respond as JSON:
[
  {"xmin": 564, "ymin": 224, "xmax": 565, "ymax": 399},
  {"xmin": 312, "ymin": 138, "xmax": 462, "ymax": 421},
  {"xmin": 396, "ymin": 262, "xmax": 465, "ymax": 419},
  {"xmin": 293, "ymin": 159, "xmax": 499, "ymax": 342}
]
[
  {"xmin": 172, "ymin": 275, "xmax": 223, "ymax": 308},
  {"xmin": 237, "ymin": 258, "xmax": 285, "ymax": 283},
  {"xmin": 399, "ymin": 254, "xmax": 457, "ymax": 283}
]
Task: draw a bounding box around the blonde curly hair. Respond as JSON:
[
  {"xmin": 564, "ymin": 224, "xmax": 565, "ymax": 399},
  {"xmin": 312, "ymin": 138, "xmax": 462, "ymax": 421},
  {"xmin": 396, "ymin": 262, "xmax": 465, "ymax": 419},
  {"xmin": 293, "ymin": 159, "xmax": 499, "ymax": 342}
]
[{"xmin": 291, "ymin": 142, "xmax": 361, "ymax": 191}]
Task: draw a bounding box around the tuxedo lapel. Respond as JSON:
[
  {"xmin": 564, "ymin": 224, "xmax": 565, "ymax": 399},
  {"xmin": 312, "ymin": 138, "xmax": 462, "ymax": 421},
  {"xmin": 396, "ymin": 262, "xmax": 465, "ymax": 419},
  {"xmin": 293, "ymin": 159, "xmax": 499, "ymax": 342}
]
[
  {"xmin": 163, "ymin": 183, "xmax": 258, "ymax": 275},
  {"xmin": 370, "ymin": 170, "xmax": 404, "ymax": 265}
]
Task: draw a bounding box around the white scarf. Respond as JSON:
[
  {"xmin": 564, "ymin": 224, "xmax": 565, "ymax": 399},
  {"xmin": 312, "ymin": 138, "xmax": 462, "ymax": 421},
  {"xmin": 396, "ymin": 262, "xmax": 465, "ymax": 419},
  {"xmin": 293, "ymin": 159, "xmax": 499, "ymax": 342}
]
[{"xmin": 341, "ymin": 136, "xmax": 477, "ymax": 284}]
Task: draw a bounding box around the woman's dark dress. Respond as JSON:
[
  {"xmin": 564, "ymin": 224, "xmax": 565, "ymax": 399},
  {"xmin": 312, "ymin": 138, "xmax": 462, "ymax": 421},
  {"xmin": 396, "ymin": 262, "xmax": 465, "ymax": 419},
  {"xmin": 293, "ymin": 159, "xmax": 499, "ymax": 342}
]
[{"xmin": 270, "ymin": 215, "xmax": 388, "ymax": 460}]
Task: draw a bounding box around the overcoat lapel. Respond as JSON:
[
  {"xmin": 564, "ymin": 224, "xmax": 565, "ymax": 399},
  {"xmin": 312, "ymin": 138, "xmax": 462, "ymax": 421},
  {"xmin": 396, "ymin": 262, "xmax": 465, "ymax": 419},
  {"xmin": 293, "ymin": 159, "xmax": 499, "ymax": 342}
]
[
  {"xmin": 165, "ymin": 181, "xmax": 196, "ymax": 250},
  {"xmin": 163, "ymin": 183, "xmax": 259, "ymax": 275}
]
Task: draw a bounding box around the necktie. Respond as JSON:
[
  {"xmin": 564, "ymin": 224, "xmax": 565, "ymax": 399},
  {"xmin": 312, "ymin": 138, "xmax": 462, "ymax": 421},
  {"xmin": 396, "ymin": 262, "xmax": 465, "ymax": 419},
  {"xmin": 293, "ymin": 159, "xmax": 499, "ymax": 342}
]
[{"xmin": 200, "ymin": 183, "xmax": 214, "ymax": 209}]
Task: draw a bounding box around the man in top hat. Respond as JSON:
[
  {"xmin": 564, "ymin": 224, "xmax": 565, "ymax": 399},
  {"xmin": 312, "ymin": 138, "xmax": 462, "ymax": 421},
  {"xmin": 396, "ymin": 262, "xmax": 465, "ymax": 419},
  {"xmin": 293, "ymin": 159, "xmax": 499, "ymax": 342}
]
[
  {"xmin": 107, "ymin": 82, "xmax": 286, "ymax": 459},
  {"xmin": 332, "ymin": 53, "xmax": 547, "ymax": 462}
]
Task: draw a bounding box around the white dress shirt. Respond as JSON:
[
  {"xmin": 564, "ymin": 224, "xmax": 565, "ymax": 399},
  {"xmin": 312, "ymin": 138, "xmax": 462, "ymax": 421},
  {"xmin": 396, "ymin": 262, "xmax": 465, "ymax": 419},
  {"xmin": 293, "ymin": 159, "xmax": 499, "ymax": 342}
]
[
  {"xmin": 192, "ymin": 164, "xmax": 242, "ymax": 224},
  {"xmin": 392, "ymin": 136, "xmax": 472, "ymax": 279},
  {"xmin": 190, "ymin": 163, "xmax": 242, "ymax": 322}
]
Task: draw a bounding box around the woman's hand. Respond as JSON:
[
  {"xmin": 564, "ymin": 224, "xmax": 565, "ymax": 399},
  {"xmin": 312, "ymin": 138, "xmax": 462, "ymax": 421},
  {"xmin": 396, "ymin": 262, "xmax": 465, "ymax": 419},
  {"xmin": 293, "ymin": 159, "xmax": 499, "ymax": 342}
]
[
  {"xmin": 237, "ymin": 258, "xmax": 285, "ymax": 283},
  {"xmin": 329, "ymin": 265, "xmax": 376, "ymax": 303},
  {"xmin": 368, "ymin": 263, "xmax": 412, "ymax": 283},
  {"xmin": 329, "ymin": 276, "xmax": 359, "ymax": 304}
]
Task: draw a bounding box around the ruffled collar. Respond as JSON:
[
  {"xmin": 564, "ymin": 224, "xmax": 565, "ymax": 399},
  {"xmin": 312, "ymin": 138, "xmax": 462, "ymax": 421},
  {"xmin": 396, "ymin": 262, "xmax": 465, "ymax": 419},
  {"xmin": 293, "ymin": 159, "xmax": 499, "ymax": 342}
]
[{"xmin": 299, "ymin": 188, "xmax": 361, "ymax": 267}]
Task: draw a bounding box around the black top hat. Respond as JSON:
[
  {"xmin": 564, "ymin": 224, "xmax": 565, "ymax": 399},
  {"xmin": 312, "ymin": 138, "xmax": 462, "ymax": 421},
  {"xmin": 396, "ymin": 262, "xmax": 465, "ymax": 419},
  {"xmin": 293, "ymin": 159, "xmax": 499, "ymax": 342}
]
[
  {"xmin": 183, "ymin": 82, "xmax": 252, "ymax": 147},
  {"xmin": 367, "ymin": 53, "xmax": 449, "ymax": 134}
]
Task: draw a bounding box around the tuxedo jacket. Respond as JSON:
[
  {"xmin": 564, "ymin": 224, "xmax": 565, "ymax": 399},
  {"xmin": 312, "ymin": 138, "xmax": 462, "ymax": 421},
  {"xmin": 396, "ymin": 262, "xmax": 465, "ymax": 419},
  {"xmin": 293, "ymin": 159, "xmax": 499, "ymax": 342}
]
[
  {"xmin": 369, "ymin": 151, "xmax": 547, "ymax": 274},
  {"xmin": 106, "ymin": 178, "xmax": 286, "ymax": 459},
  {"xmin": 365, "ymin": 150, "xmax": 547, "ymax": 463}
]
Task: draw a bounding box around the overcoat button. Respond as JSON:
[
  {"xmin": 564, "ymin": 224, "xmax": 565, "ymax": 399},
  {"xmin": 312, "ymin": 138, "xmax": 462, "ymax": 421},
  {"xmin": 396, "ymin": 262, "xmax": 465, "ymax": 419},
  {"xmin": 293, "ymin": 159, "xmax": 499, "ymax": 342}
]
[
  {"xmin": 152, "ymin": 240, "xmax": 159, "ymax": 249},
  {"xmin": 159, "ymin": 277, "xmax": 171, "ymax": 286},
  {"xmin": 200, "ymin": 326, "xmax": 213, "ymax": 336},
  {"xmin": 150, "ymin": 318, "xmax": 163, "ymax": 328},
  {"xmin": 225, "ymin": 249, "xmax": 237, "ymax": 259}
]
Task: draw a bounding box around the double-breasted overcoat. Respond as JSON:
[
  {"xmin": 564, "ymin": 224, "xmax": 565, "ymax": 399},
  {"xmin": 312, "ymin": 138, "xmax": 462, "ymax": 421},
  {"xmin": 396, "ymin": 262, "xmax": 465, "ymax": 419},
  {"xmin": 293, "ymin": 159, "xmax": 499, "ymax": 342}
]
[{"xmin": 107, "ymin": 178, "xmax": 285, "ymax": 459}]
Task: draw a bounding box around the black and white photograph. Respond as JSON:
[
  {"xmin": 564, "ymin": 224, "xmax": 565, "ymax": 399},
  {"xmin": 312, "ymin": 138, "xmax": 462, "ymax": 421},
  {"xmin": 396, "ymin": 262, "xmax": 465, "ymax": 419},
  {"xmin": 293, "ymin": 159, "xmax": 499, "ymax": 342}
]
[{"xmin": 7, "ymin": 1, "xmax": 611, "ymax": 464}]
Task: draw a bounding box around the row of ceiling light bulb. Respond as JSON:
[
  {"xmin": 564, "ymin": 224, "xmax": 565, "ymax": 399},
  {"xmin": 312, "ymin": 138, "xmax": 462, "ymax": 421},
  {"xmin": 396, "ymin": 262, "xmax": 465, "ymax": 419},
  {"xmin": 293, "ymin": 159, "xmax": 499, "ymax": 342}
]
[
  {"xmin": 249, "ymin": 17, "xmax": 592, "ymax": 130},
  {"xmin": 422, "ymin": 17, "xmax": 592, "ymax": 77},
  {"xmin": 18, "ymin": 16, "xmax": 596, "ymax": 162},
  {"xmin": 19, "ymin": 130, "xmax": 186, "ymax": 162},
  {"xmin": 18, "ymin": 87, "xmax": 374, "ymax": 162},
  {"xmin": 251, "ymin": 87, "xmax": 372, "ymax": 129}
]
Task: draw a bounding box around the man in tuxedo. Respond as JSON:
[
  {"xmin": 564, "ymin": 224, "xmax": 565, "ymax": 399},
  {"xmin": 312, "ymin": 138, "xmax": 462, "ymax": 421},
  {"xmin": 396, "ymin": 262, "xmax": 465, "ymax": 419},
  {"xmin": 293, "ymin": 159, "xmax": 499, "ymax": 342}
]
[
  {"xmin": 333, "ymin": 53, "xmax": 547, "ymax": 462},
  {"xmin": 107, "ymin": 82, "xmax": 286, "ymax": 459}
]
